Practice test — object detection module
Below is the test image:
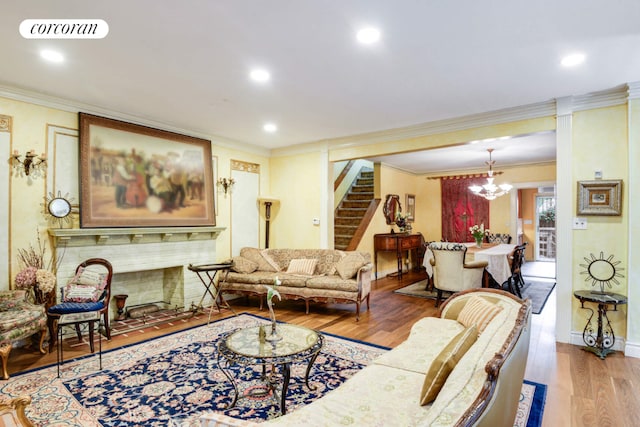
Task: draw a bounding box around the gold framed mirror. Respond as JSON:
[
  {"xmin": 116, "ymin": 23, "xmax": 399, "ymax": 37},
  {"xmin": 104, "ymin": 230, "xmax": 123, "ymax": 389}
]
[{"xmin": 383, "ymin": 194, "xmax": 402, "ymax": 225}]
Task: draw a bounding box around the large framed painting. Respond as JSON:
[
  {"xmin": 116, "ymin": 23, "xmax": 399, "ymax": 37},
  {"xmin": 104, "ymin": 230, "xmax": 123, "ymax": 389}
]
[{"xmin": 79, "ymin": 113, "xmax": 215, "ymax": 227}]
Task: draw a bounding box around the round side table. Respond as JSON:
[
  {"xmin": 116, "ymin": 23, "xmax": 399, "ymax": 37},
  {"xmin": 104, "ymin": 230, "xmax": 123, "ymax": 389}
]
[{"xmin": 573, "ymin": 290, "xmax": 627, "ymax": 359}]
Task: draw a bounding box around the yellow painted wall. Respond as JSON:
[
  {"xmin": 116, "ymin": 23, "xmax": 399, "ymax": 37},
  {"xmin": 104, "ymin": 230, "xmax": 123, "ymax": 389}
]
[
  {"xmin": 571, "ymin": 105, "xmax": 629, "ymax": 337},
  {"xmin": 520, "ymin": 188, "xmax": 537, "ymax": 259},
  {"xmin": 356, "ymin": 164, "xmax": 423, "ymax": 277},
  {"xmin": 0, "ymin": 95, "xmax": 270, "ymax": 289},
  {"xmin": 1, "ymin": 96, "xmax": 77, "ymax": 286},
  {"xmin": 269, "ymin": 151, "xmax": 322, "ymax": 249}
]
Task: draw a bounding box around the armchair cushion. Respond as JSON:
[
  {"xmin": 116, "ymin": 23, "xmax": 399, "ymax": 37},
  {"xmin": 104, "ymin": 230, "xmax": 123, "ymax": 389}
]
[{"xmin": 47, "ymin": 301, "xmax": 105, "ymax": 315}]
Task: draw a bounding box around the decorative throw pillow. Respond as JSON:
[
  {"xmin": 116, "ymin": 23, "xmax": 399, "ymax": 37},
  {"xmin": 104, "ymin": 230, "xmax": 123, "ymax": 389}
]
[
  {"xmin": 260, "ymin": 250, "xmax": 281, "ymax": 272},
  {"xmin": 457, "ymin": 296, "xmax": 503, "ymax": 334},
  {"xmin": 231, "ymin": 256, "xmax": 259, "ymax": 274},
  {"xmin": 335, "ymin": 252, "xmax": 366, "ymax": 280},
  {"xmin": 420, "ymin": 325, "xmax": 478, "ymax": 405},
  {"xmin": 63, "ymin": 284, "xmax": 104, "ymax": 303},
  {"xmin": 286, "ymin": 258, "xmax": 318, "ymax": 275},
  {"xmin": 73, "ymin": 266, "xmax": 108, "ymax": 288},
  {"xmin": 62, "ymin": 266, "xmax": 108, "ymax": 303},
  {"xmin": 239, "ymin": 247, "xmax": 280, "ymax": 272}
]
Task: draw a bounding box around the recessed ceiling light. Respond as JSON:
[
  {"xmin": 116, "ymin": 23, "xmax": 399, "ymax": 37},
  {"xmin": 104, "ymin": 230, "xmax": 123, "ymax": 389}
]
[
  {"xmin": 40, "ymin": 49, "xmax": 64, "ymax": 63},
  {"xmin": 561, "ymin": 53, "xmax": 585, "ymax": 67},
  {"xmin": 250, "ymin": 69, "xmax": 270, "ymax": 83},
  {"xmin": 356, "ymin": 27, "xmax": 381, "ymax": 44},
  {"xmin": 263, "ymin": 123, "xmax": 277, "ymax": 133}
]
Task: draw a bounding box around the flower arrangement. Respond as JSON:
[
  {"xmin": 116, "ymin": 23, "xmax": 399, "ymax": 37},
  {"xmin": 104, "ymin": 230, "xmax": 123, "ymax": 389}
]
[
  {"xmin": 14, "ymin": 232, "xmax": 56, "ymax": 305},
  {"xmin": 469, "ymin": 223, "xmax": 490, "ymax": 246},
  {"xmin": 395, "ymin": 212, "xmax": 408, "ymax": 229}
]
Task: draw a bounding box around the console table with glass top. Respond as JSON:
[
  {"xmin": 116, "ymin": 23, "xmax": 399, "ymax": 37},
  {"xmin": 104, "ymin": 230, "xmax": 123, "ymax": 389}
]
[
  {"xmin": 573, "ymin": 290, "xmax": 627, "ymax": 359},
  {"xmin": 217, "ymin": 324, "xmax": 324, "ymax": 415}
]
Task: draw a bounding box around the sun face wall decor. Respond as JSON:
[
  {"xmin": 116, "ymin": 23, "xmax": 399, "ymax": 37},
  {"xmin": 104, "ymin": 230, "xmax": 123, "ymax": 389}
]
[{"xmin": 579, "ymin": 252, "xmax": 625, "ymax": 294}]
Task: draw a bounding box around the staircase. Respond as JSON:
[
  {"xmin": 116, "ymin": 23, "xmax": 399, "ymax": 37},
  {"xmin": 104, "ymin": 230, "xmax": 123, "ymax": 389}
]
[{"xmin": 334, "ymin": 169, "xmax": 374, "ymax": 250}]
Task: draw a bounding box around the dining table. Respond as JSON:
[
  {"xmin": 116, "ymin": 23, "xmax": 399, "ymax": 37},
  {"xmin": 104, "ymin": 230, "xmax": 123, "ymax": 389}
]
[{"xmin": 423, "ymin": 242, "xmax": 516, "ymax": 286}]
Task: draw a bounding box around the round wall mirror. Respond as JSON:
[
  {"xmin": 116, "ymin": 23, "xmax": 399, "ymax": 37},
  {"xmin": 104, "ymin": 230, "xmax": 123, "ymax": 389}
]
[
  {"xmin": 383, "ymin": 194, "xmax": 402, "ymax": 225},
  {"xmin": 43, "ymin": 191, "xmax": 75, "ymax": 227},
  {"xmin": 48, "ymin": 197, "xmax": 72, "ymax": 218}
]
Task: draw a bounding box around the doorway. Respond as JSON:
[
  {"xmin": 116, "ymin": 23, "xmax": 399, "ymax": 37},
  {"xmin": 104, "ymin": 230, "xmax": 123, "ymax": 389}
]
[{"xmin": 535, "ymin": 194, "xmax": 556, "ymax": 261}]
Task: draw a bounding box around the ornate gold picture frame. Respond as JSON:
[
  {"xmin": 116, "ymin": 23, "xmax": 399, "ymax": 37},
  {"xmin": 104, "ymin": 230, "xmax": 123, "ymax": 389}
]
[
  {"xmin": 577, "ymin": 179, "xmax": 622, "ymax": 216},
  {"xmin": 79, "ymin": 113, "xmax": 215, "ymax": 227}
]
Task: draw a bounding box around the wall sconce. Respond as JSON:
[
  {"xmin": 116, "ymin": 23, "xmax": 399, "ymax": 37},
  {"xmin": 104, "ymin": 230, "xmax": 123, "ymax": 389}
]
[
  {"xmin": 10, "ymin": 149, "xmax": 47, "ymax": 178},
  {"xmin": 217, "ymin": 177, "xmax": 235, "ymax": 194}
]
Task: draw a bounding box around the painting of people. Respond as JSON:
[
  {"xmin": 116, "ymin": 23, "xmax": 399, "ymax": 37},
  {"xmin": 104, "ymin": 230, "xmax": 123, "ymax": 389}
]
[{"xmin": 79, "ymin": 113, "xmax": 215, "ymax": 227}]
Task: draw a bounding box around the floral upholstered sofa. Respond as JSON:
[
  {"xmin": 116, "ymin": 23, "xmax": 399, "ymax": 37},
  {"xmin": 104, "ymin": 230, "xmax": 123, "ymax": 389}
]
[
  {"xmin": 222, "ymin": 247, "xmax": 372, "ymax": 320},
  {"xmin": 0, "ymin": 290, "xmax": 47, "ymax": 380},
  {"xmin": 201, "ymin": 289, "xmax": 532, "ymax": 427}
]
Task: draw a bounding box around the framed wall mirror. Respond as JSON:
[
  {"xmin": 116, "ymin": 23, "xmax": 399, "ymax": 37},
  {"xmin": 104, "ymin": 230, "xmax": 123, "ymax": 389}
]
[{"xmin": 383, "ymin": 194, "xmax": 402, "ymax": 225}]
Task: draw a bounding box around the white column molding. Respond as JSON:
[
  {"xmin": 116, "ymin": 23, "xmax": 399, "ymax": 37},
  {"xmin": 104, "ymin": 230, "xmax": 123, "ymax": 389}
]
[
  {"xmin": 0, "ymin": 115, "xmax": 11, "ymax": 290},
  {"xmin": 626, "ymin": 82, "xmax": 640, "ymax": 357},
  {"xmin": 320, "ymin": 146, "xmax": 330, "ymax": 249},
  {"xmin": 555, "ymin": 96, "xmax": 573, "ymax": 343}
]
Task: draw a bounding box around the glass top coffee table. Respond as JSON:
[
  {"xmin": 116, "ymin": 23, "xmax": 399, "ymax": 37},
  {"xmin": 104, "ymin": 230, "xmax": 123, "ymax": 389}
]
[{"xmin": 217, "ymin": 323, "xmax": 324, "ymax": 415}]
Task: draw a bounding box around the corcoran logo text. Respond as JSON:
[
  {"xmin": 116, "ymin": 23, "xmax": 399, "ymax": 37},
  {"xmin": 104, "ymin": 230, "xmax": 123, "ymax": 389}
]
[{"xmin": 20, "ymin": 19, "xmax": 109, "ymax": 39}]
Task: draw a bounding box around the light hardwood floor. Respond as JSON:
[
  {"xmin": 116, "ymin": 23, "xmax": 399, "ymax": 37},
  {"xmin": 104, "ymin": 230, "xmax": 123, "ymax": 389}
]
[{"xmin": 7, "ymin": 271, "xmax": 640, "ymax": 426}]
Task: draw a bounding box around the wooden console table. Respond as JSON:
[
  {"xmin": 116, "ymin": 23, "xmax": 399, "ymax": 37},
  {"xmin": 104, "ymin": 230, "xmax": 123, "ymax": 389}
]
[{"xmin": 374, "ymin": 233, "xmax": 424, "ymax": 279}]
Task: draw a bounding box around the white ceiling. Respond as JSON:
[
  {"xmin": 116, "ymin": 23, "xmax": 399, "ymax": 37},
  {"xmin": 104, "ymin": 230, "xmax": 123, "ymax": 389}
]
[{"xmin": 2, "ymin": 1, "xmax": 639, "ymax": 172}]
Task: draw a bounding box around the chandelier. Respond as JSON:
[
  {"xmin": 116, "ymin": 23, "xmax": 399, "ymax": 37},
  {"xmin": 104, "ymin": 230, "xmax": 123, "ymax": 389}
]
[{"xmin": 468, "ymin": 148, "xmax": 512, "ymax": 200}]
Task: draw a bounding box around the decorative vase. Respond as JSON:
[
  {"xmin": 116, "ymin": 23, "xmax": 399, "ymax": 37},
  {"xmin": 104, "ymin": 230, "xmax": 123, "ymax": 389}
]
[
  {"xmin": 114, "ymin": 294, "xmax": 129, "ymax": 320},
  {"xmin": 265, "ymin": 299, "xmax": 282, "ymax": 342},
  {"xmin": 475, "ymin": 237, "xmax": 483, "ymax": 248}
]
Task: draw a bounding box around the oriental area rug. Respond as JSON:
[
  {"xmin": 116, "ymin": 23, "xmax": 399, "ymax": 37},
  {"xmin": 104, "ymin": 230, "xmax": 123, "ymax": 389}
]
[{"xmin": 1, "ymin": 314, "xmax": 545, "ymax": 426}]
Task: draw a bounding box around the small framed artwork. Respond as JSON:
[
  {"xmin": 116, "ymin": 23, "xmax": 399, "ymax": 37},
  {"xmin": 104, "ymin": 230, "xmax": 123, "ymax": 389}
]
[
  {"xmin": 405, "ymin": 194, "xmax": 416, "ymax": 222},
  {"xmin": 79, "ymin": 113, "xmax": 215, "ymax": 227},
  {"xmin": 577, "ymin": 180, "xmax": 622, "ymax": 216}
]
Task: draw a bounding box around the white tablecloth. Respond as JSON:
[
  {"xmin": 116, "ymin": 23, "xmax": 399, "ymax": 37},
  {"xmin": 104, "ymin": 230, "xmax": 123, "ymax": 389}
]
[
  {"xmin": 423, "ymin": 243, "xmax": 516, "ymax": 285},
  {"xmin": 472, "ymin": 243, "xmax": 516, "ymax": 284}
]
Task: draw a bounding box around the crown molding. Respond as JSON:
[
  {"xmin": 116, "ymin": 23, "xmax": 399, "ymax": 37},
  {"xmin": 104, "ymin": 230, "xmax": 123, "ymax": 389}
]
[
  {"xmin": 572, "ymin": 84, "xmax": 629, "ymax": 112},
  {"xmin": 628, "ymin": 81, "xmax": 640, "ymax": 100},
  {"xmin": 315, "ymin": 100, "xmax": 557, "ymax": 151},
  {"xmin": 0, "ymin": 84, "xmax": 271, "ymax": 157}
]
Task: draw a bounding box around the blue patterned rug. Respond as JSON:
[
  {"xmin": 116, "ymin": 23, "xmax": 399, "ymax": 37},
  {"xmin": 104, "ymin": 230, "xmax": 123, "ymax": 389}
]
[{"xmin": 1, "ymin": 313, "xmax": 545, "ymax": 426}]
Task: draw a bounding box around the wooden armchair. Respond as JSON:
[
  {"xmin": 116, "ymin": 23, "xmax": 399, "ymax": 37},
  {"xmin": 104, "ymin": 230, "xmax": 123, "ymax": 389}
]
[{"xmin": 0, "ymin": 395, "xmax": 34, "ymax": 426}]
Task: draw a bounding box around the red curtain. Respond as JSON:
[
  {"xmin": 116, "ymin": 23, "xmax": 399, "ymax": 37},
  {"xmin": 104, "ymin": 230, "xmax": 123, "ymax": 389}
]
[{"xmin": 441, "ymin": 177, "xmax": 490, "ymax": 242}]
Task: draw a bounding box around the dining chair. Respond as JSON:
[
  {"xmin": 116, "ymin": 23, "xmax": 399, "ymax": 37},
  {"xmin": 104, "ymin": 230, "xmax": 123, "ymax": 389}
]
[
  {"xmin": 46, "ymin": 258, "xmax": 113, "ymax": 353},
  {"xmin": 505, "ymin": 243, "xmax": 527, "ymax": 298},
  {"xmin": 428, "ymin": 242, "xmax": 488, "ymax": 307},
  {"xmin": 487, "ymin": 233, "xmax": 513, "ymax": 244}
]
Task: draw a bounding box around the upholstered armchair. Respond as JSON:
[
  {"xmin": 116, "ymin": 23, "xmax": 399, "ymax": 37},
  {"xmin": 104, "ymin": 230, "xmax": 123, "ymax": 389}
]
[
  {"xmin": 487, "ymin": 233, "xmax": 512, "ymax": 244},
  {"xmin": 0, "ymin": 290, "xmax": 47, "ymax": 380},
  {"xmin": 428, "ymin": 242, "xmax": 488, "ymax": 307}
]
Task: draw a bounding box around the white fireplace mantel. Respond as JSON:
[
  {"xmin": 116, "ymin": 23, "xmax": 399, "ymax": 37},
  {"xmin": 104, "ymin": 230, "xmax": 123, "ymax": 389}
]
[
  {"xmin": 48, "ymin": 226, "xmax": 225, "ymax": 248},
  {"xmin": 48, "ymin": 226, "xmax": 226, "ymax": 319}
]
